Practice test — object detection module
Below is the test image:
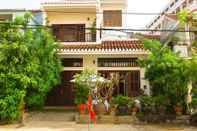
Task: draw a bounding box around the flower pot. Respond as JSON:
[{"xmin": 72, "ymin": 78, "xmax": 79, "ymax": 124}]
[
  {"xmin": 131, "ymin": 107, "xmax": 139, "ymax": 115},
  {"xmin": 175, "ymin": 106, "xmax": 183, "ymax": 116},
  {"xmin": 110, "ymin": 107, "xmax": 116, "ymax": 116},
  {"xmin": 116, "ymin": 105, "xmax": 129, "ymax": 116},
  {"xmin": 94, "ymin": 102, "xmax": 107, "ymax": 115}
]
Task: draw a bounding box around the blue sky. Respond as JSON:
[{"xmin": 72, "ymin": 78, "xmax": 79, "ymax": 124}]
[{"xmin": 0, "ymin": 0, "xmax": 171, "ymax": 28}]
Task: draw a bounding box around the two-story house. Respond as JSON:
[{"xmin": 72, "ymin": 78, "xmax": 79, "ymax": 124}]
[{"xmin": 41, "ymin": 0, "xmax": 149, "ymax": 107}]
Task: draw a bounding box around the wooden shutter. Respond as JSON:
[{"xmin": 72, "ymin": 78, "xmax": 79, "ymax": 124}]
[
  {"xmin": 52, "ymin": 24, "xmax": 85, "ymax": 42},
  {"xmin": 130, "ymin": 71, "xmax": 140, "ymax": 97},
  {"xmin": 103, "ymin": 10, "xmax": 122, "ymax": 27}
]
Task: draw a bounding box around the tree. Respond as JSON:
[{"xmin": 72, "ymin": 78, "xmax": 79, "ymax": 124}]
[
  {"xmin": 177, "ymin": 9, "xmax": 197, "ymax": 55},
  {"xmin": 140, "ymin": 40, "xmax": 197, "ymax": 113},
  {"xmin": 0, "ymin": 13, "xmax": 62, "ymax": 122}
]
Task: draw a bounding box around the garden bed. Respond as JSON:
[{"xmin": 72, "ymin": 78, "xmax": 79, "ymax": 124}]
[{"xmin": 75, "ymin": 114, "xmax": 193, "ymax": 125}]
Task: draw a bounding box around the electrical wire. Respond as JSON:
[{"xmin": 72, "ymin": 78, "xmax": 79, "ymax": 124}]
[
  {"xmin": 0, "ymin": 22, "xmax": 196, "ymax": 33},
  {"xmin": 39, "ymin": 10, "xmax": 176, "ymax": 15}
]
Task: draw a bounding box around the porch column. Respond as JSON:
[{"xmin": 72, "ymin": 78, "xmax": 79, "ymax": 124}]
[{"xmin": 83, "ymin": 55, "xmax": 98, "ymax": 71}]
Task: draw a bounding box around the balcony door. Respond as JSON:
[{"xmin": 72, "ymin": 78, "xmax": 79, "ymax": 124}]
[{"xmin": 52, "ymin": 24, "xmax": 85, "ymax": 42}]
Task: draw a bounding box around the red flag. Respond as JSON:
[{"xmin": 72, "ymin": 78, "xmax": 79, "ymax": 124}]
[
  {"xmin": 79, "ymin": 103, "xmax": 86, "ymax": 116},
  {"xmin": 87, "ymin": 95, "xmax": 96, "ymax": 125},
  {"xmin": 90, "ymin": 110, "xmax": 96, "ymax": 124},
  {"xmin": 87, "ymin": 95, "xmax": 92, "ymax": 112}
]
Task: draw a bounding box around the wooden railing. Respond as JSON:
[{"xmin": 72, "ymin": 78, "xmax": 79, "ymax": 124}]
[{"xmin": 98, "ymin": 58, "xmax": 139, "ymax": 67}]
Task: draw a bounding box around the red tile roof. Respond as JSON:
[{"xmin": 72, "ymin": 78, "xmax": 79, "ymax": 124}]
[
  {"xmin": 58, "ymin": 40, "xmax": 148, "ymax": 55},
  {"xmin": 59, "ymin": 40, "xmax": 144, "ymax": 51}
]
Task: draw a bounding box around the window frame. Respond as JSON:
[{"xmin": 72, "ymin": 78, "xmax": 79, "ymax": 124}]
[{"xmin": 103, "ymin": 10, "xmax": 122, "ymax": 27}]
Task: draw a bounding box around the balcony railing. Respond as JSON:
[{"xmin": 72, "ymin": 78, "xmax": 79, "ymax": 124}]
[
  {"xmin": 98, "ymin": 58, "xmax": 139, "ymax": 67},
  {"xmin": 52, "ymin": 24, "xmax": 97, "ymax": 42},
  {"xmin": 55, "ymin": 32, "xmax": 96, "ymax": 42}
]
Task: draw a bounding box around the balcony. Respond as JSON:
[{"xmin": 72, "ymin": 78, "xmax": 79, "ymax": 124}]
[
  {"xmin": 43, "ymin": 0, "xmax": 97, "ymax": 4},
  {"xmin": 101, "ymin": 0, "xmax": 127, "ymax": 4},
  {"xmin": 52, "ymin": 24, "xmax": 97, "ymax": 42}
]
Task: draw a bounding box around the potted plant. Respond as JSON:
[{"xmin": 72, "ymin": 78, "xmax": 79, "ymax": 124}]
[
  {"xmin": 174, "ymin": 103, "xmax": 183, "ymax": 116},
  {"xmin": 112, "ymin": 95, "xmax": 130, "ymax": 116},
  {"xmin": 74, "ymin": 84, "xmax": 89, "ymax": 115},
  {"xmin": 128, "ymin": 100, "xmax": 138, "ymax": 115}
]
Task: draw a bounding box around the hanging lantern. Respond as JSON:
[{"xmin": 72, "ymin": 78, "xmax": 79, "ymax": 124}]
[{"xmin": 79, "ymin": 103, "xmax": 86, "ymax": 116}]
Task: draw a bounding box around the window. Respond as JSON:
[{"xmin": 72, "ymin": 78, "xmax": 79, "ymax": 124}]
[
  {"xmin": 0, "ymin": 14, "xmax": 12, "ymax": 22},
  {"xmin": 52, "ymin": 24, "xmax": 85, "ymax": 42},
  {"xmin": 103, "ymin": 10, "xmax": 122, "ymax": 27},
  {"xmin": 61, "ymin": 58, "xmax": 83, "ymax": 67},
  {"xmin": 98, "ymin": 58, "xmax": 138, "ymax": 67}
]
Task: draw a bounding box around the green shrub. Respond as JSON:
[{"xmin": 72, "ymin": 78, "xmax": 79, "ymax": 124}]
[
  {"xmin": 0, "ymin": 90, "xmax": 25, "ymax": 122},
  {"xmin": 112, "ymin": 95, "xmax": 131, "ymax": 106},
  {"xmin": 74, "ymin": 83, "xmax": 89, "ymax": 105},
  {"xmin": 0, "ymin": 12, "xmax": 62, "ymax": 122},
  {"xmin": 140, "ymin": 40, "xmax": 197, "ymax": 114},
  {"xmin": 25, "ymin": 91, "xmax": 45, "ymax": 110},
  {"xmin": 191, "ymin": 98, "xmax": 197, "ymax": 109}
]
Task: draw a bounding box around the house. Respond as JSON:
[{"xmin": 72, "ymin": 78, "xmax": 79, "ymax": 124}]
[
  {"xmin": 40, "ymin": 0, "xmax": 149, "ymax": 107},
  {"xmin": 146, "ymin": 0, "xmax": 197, "ymax": 57},
  {"xmin": 0, "ymin": 9, "xmax": 44, "ymax": 25}
]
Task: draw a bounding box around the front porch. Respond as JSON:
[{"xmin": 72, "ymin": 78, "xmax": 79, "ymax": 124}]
[
  {"xmin": 45, "ymin": 70, "xmax": 142, "ymax": 107},
  {"xmin": 45, "ymin": 40, "xmax": 148, "ymax": 107}
]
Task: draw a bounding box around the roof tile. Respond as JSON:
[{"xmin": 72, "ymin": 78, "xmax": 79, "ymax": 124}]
[{"xmin": 59, "ymin": 40, "xmax": 145, "ymax": 52}]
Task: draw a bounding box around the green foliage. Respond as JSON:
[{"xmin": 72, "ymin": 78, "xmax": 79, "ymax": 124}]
[
  {"xmin": 177, "ymin": 9, "xmax": 196, "ymax": 25},
  {"xmin": 25, "ymin": 92, "xmax": 45, "ymax": 110},
  {"xmin": 72, "ymin": 69, "xmax": 96, "ymax": 104},
  {"xmin": 127, "ymin": 99, "xmax": 135, "ymax": 108},
  {"xmin": 191, "ymin": 98, "xmax": 197, "ymax": 109},
  {"xmin": 74, "ymin": 84, "xmax": 89, "ymax": 105},
  {"xmin": 0, "ymin": 90, "xmax": 25, "ymax": 122},
  {"xmin": 24, "ymin": 23, "xmax": 62, "ymax": 110},
  {"xmin": 0, "ymin": 12, "xmax": 62, "ymax": 121},
  {"xmin": 112, "ymin": 95, "xmax": 131, "ymax": 106},
  {"xmin": 177, "ymin": 9, "xmax": 191, "ymax": 24},
  {"xmin": 140, "ymin": 40, "xmax": 197, "ymax": 112}
]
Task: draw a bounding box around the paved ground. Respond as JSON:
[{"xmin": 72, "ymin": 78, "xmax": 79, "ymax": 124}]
[{"xmin": 0, "ymin": 111, "xmax": 197, "ymax": 131}]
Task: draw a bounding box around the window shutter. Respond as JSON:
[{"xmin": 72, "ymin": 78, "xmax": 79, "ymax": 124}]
[{"xmin": 103, "ymin": 10, "xmax": 122, "ymax": 27}]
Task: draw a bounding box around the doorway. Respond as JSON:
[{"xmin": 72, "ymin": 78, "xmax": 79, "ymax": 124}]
[
  {"xmin": 98, "ymin": 71, "xmax": 141, "ymax": 97},
  {"xmin": 45, "ymin": 71, "xmax": 79, "ymax": 106}
]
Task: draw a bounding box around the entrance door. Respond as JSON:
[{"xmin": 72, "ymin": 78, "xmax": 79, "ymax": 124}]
[
  {"xmin": 45, "ymin": 71, "xmax": 79, "ymax": 106},
  {"xmin": 98, "ymin": 71, "xmax": 140, "ymax": 97}
]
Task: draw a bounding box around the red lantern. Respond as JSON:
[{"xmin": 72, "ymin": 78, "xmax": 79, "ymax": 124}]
[
  {"xmin": 79, "ymin": 103, "xmax": 86, "ymax": 116},
  {"xmin": 87, "ymin": 95, "xmax": 96, "ymax": 125},
  {"xmin": 87, "ymin": 95, "xmax": 92, "ymax": 112},
  {"xmin": 90, "ymin": 110, "xmax": 96, "ymax": 124}
]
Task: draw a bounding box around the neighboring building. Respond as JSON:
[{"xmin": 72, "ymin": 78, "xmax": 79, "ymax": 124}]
[
  {"xmin": 146, "ymin": 0, "xmax": 197, "ymax": 57},
  {"xmin": 0, "ymin": 9, "xmax": 44, "ymax": 25},
  {"xmin": 41, "ymin": 0, "xmax": 149, "ymax": 106}
]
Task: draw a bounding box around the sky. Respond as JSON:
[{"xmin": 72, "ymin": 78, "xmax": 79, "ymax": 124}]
[{"xmin": 0, "ymin": 0, "xmax": 171, "ymax": 28}]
